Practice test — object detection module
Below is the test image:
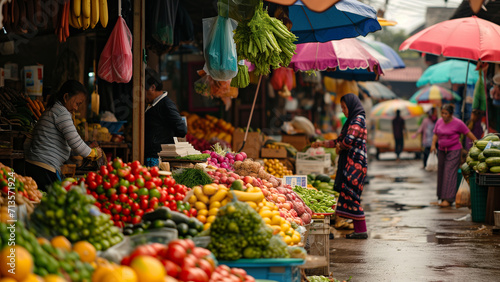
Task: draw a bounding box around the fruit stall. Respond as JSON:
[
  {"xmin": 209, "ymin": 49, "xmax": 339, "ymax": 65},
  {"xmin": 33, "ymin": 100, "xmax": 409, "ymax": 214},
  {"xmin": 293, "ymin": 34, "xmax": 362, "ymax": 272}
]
[{"xmin": 462, "ymin": 133, "xmax": 500, "ymax": 225}]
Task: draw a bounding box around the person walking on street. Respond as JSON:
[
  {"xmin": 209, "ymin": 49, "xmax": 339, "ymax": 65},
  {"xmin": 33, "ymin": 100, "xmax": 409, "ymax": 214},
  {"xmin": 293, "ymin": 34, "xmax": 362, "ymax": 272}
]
[
  {"xmin": 392, "ymin": 109, "xmax": 406, "ymax": 162},
  {"xmin": 431, "ymin": 104, "xmax": 478, "ymax": 207},
  {"xmin": 144, "ymin": 68, "xmax": 187, "ymax": 167},
  {"xmin": 413, "ymin": 108, "xmax": 437, "ymax": 168},
  {"xmin": 312, "ymin": 93, "xmax": 368, "ymax": 239}
]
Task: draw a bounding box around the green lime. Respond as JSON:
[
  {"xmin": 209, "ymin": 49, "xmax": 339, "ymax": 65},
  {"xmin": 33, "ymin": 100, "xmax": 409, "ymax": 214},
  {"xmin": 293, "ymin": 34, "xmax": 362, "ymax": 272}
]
[
  {"xmin": 60, "ymin": 228, "xmax": 69, "ymax": 238},
  {"xmin": 75, "ymin": 218, "xmax": 84, "ymax": 228},
  {"xmin": 56, "ymin": 209, "xmax": 65, "ymax": 219},
  {"xmin": 93, "ymin": 242, "xmax": 102, "ymax": 251},
  {"xmin": 68, "ymin": 271, "xmax": 80, "ymax": 282},
  {"xmin": 36, "ymin": 267, "xmax": 49, "ymax": 277},
  {"xmin": 69, "ymin": 232, "xmax": 79, "ymax": 242},
  {"xmin": 46, "ymin": 210, "xmax": 55, "ymax": 218},
  {"xmin": 101, "ymin": 240, "xmax": 110, "ymax": 250},
  {"xmin": 67, "ymin": 223, "xmax": 75, "ymax": 230},
  {"xmin": 81, "ymin": 229, "xmax": 90, "ymax": 238}
]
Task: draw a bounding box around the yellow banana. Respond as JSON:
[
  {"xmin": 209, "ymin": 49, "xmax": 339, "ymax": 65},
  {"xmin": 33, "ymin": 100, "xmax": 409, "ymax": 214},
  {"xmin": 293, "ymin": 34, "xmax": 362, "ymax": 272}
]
[
  {"xmin": 82, "ymin": 15, "xmax": 90, "ymax": 30},
  {"xmin": 75, "ymin": 16, "xmax": 82, "ymax": 29},
  {"xmin": 73, "ymin": 0, "xmax": 81, "ymax": 17},
  {"xmin": 82, "ymin": 0, "xmax": 91, "ymax": 18},
  {"xmin": 90, "ymin": 0, "xmax": 99, "ymax": 28},
  {"xmin": 99, "ymin": 0, "xmax": 108, "ymax": 28}
]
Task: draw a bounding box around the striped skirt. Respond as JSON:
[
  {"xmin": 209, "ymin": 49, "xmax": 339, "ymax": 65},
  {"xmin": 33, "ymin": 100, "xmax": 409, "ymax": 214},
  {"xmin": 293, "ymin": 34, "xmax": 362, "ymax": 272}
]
[{"xmin": 437, "ymin": 149, "xmax": 461, "ymax": 202}]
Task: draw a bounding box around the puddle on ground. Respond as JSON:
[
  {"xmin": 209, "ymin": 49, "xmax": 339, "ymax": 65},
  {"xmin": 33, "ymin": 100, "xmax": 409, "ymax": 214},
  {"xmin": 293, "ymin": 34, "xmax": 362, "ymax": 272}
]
[{"xmin": 375, "ymin": 188, "xmax": 392, "ymax": 195}]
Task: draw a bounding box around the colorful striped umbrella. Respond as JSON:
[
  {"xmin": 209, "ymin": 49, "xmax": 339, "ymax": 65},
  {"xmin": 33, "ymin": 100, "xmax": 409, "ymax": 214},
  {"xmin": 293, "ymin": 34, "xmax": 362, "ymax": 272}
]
[
  {"xmin": 370, "ymin": 99, "xmax": 424, "ymax": 119},
  {"xmin": 409, "ymin": 85, "xmax": 462, "ymax": 104}
]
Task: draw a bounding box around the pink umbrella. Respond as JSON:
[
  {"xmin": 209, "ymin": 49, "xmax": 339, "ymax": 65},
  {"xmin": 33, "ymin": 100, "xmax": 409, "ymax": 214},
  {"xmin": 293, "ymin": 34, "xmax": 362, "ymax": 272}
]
[
  {"xmin": 399, "ymin": 16, "xmax": 500, "ymax": 62},
  {"xmin": 289, "ymin": 38, "xmax": 384, "ymax": 75}
]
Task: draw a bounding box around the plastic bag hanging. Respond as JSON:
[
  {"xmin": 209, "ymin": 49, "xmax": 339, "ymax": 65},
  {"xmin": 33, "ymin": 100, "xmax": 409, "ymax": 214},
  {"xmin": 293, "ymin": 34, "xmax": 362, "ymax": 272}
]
[
  {"xmin": 202, "ymin": 16, "xmax": 238, "ymax": 81},
  {"xmin": 98, "ymin": 16, "xmax": 133, "ymax": 83}
]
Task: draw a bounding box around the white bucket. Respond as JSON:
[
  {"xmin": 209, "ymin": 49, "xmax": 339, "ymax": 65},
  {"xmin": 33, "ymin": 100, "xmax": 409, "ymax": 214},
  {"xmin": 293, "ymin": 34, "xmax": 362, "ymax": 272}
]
[{"xmin": 494, "ymin": 211, "xmax": 500, "ymax": 227}]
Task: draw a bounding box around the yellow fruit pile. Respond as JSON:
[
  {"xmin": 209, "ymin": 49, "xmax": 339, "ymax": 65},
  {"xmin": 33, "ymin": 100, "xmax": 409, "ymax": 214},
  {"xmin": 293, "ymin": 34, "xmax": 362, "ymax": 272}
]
[
  {"xmin": 188, "ymin": 184, "xmax": 231, "ymax": 230},
  {"xmin": 256, "ymin": 200, "xmax": 301, "ymax": 246},
  {"xmin": 263, "ymin": 159, "xmax": 293, "ymax": 178},
  {"xmin": 70, "ymin": 0, "xmax": 109, "ymax": 30},
  {"xmin": 182, "ymin": 113, "xmax": 235, "ymax": 144}
]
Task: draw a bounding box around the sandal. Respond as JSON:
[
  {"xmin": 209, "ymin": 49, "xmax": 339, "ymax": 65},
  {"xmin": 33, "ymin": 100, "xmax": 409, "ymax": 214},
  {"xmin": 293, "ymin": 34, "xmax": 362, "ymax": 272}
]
[
  {"xmin": 438, "ymin": 200, "xmax": 451, "ymax": 207},
  {"xmin": 345, "ymin": 232, "xmax": 368, "ymax": 239}
]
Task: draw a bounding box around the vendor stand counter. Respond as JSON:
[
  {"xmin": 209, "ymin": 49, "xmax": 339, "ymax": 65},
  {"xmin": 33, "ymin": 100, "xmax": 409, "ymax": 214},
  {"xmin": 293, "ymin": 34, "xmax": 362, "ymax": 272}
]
[{"xmin": 100, "ymin": 142, "xmax": 130, "ymax": 163}]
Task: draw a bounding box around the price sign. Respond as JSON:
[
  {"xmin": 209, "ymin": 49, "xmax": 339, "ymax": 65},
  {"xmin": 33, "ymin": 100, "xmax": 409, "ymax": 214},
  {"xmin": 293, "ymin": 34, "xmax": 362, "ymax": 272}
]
[{"xmin": 284, "ymin": 175, "xmax": 308, "ymax": 188}]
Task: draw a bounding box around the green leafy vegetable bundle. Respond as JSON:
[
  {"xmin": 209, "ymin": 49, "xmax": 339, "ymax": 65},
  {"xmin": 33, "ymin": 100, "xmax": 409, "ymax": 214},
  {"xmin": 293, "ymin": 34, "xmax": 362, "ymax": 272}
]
[
  {"xmin": 173, "ymin": 168, "xmax": 213, "ymax": 188},
  {"xmin": 233, "ymin": 1, "xmax": 297, "ymax": 76}
]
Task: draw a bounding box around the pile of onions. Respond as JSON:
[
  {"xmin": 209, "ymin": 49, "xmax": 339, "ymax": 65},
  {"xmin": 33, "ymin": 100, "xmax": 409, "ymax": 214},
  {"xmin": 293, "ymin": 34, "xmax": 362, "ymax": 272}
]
[{"xmin": 203, "ymin": 151, "xmax": 247, "ymax": 171}]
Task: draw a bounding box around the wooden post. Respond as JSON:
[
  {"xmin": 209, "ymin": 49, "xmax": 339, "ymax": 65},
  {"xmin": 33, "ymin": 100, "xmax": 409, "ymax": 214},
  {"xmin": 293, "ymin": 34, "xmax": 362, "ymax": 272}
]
[{"xmin": 132, "ymin": 0, "xmax": 146, "ymax": 162}]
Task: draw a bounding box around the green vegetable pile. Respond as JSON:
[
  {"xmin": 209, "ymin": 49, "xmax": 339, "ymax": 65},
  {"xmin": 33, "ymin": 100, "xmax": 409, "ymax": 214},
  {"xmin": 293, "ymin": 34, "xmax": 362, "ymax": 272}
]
[
  {"xmin": 175, "ymin": 153, "xmax": 210, "ymax": 161},
  {"xmin": 293, "ymin": 185, "xmax": 337, "ymax": 214},
  {"xmin": 233, "ymin": 1, "xmax": 297, "ymax": 75},
  {"xmin": 208, "ymin": 199, "xmax": 290, "ymax": 260},
  {"xmin": 173, "ymin": 168, "xmax": 213, "ymax": 188},
  {"xmin": 307, "ymin": 174, "xmax": 338, "ymax": 196},
  {"xmin": 230, "ymin": 63, "xmax": 250, "ymax": 88},
  {"xmin": 308, "ymin": 276, "xmax": 352, "ymax": 282}
]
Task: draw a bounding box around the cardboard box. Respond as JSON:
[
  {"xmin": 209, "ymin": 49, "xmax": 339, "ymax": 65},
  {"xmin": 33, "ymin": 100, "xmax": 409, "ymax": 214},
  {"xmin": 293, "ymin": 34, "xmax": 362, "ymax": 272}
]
[
  {"xmin": 282, "ymin": 134, "xmax": 309, "ymax": 151},
  {"xmin": 4, "ymin": 63, "xmax": 18, "ymax": 80},
  {"xmin": 232, "ymin": 131, "xmax": 262, "ymax": 159},
  {"xmin": 23, "ymin": 65, "xmax": 43, "ymax": 96},
  {"xmin": 261, "ymin": 147, "xmax": 287, "ymax": 159}
]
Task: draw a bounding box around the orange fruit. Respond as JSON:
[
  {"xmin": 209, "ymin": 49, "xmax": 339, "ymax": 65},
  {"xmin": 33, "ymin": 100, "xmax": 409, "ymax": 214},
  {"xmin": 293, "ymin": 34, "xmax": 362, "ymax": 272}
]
[
  {"xmin": 101, "ymin": 266, "xmax": 138, "ymax": 282},
  {"xmin": 20, "ymin": 273, "xmax": 44, "ymax": 282},
  {"xmin": 36, "ymin": 237, "xmax": 50, "ymax": 246},
  {"xmin": 92, "ymin": 264, "xmax": 119, "ymax": 282},
  {"xmin": 51, "ymin": 236, "xmax": 72, "ymax": 251},
  {"xmin": 0, "ymin": 245, "xmax": 33, "ymax": 281},
  {"xmin": 0, "ymin": 278, "xmax": 18, "ymax": 282},
  {"xmin": 43, "ymin": 274, "xmax": 68, "ymax": 282},
  {"xmin": 130, "ymin": 256, "xmax": 165, "ymax": 282},
  {"xmin": 73, "ymin": 241, "xmax": 96, "ymax": 263}
]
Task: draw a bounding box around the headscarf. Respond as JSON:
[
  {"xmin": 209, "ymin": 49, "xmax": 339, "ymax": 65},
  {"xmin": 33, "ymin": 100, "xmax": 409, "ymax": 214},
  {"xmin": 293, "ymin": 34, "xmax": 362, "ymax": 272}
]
[
  {"xmin": 339, "ymin": 93, "xmax": 366, "ymax": 138},
  {"xmin": 335, "ymin": 93, "xmax": 365, "ymax": 193}
]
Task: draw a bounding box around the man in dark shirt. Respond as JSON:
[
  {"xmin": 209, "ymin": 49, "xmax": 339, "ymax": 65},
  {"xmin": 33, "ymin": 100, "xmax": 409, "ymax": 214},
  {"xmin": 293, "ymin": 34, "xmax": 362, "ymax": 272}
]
[
  {"xmin": 144, "ymin": 68, "xmax": 187, "ymax": 167},
  {"xmin": 392, "ymin": 109, "xmax": 406, "ymax": 162}
]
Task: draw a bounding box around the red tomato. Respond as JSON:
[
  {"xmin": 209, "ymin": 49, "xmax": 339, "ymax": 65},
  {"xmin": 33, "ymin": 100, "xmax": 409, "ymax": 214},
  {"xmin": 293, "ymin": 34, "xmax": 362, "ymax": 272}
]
[
  {"xmin": 110, "ymin": 194, "xmax": 119, "ymax": 202},
  {"xmin": 103, "ymin": 181, "xmax": 112, "ymax": 190},
  {"xmin": 126, "ymin": 173, "xmax": 136, "ymax": 183},
  {"xmin": 192, "ymin": 247, "xmax": 211, "ymax": 259},
  {"xmin": 131, "ymin": 202, "xmax": 140, "ymax": 212},
  {"xmin": 189, "ymin": 208, "xmax": 198, "ymax": 217},
  {"xmin": 140, "ymin": 199, "xmax": 149, "ymax": 210},
  {"xmin": 122, "ymin": 208, "xmax": 131, "ymax": 216},
  {"xmin": 145, "ymin": 208, "xmax": 154, "ymax": 213},
  {"xmin": 165, "ymin": 243, "xmax": 187, "ymax": 266},
  {"xmin": 181, "ymin": 254, "xmax": 198, "ymax": 269},
  {"xmin": 167, "ymin": 194, "xmax": 175, "ymax": 202},
  {"xmin": 135, "ymin": 176, "xmax": 145, "ymax": 188},
  {"xmin": 113, "ymin": 214, "xmax": 121, "ymax": 221},
  {"xmin": 129, "ymin": 192, "xmax": 138, "ymax": 200},
  {"xmin": 130, "ymin": 160, "xmax": 142, "ymax": 171},
  {"xmin": 164, "ymin": 177, "xmax": 176, "ymax": 188},
  {"xmin": 128, "ymin": 185, "xmax": 138, "ymax": 194},
  {"xmin": 131, "ymin": 215, "xmax": 141, "ymax": 224},
  {"xmin": 167, "ymin": 187, "xmax": 175, "ymax": 195},
  {"xmin": 95, "ymin": 175, "xmax": 103, "ymax": 185},
  {"xmin": 87, "ymin": 181, "xmax": 98, "ymax": 190},
  {"xmin": 129, "ymin": 245, "xmax": 159, "ymax": 261},
  {"xmin": 161, "ymin": 259, "xmax": 181, "ymax": 278},
  {"xmin": 120, "ymin": 256, "xmax": 131, "ymax": 266},
  {"xmin": 112, "ymin": 204, "xmax": 122, "ymax": 214},
  {"xmin": 119, "ymin": 185, "xmax": 128, "ymax": 194},
  {"xmin": 142, "ymin": 171, "xmax": 152, "ymax": 181},
  {"xmin": 152, "ymin": 177, "xmax": 163, "ymax": 187},
  {"xmin": 149, "ymin": 197, "xmax": 159, "ymax": 209},
  {"xmin": 230, "ymin": 268, "xmax": 247, "ymax": 280},
  {"xmin": 175, "ymin": 194, "xmax": 185, "ymax": 201},
  {"xmin": 100, "ymin": 165, "xmax": 109, "ymax": 176},
  {"xmin": 119, "ymin": 194, "xmax": 129, "ymax": 203},
  {"xmin": 178, "ymin": 268, "xmax": 209, "ymax": 282},
  {"xmin": 149, "ymin": 166, "xmax": 159, "ymax": 177},
  {"xmin": 198, "ymin": 258, "xmax": 214, "ymax": 278},
  {"xmin": 159, "ymin": 190, "xmax": 168, "ymax": 202},
  {"xmin": 145, "ymin": 181, "xmax": 156, "ymax": 190},
  {"xmin": 86, "ymin": 172, "xmax": 96, "ymax": 182}
]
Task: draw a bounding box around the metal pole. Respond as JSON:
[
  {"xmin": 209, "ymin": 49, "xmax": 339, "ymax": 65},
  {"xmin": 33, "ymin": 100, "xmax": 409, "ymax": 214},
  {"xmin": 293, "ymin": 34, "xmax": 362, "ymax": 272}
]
[
  {"xmin": 461, "ymin": 60, "xmax": 470, "ymax": 121},
  {"xmin": 483, "ymin": 70, "xmax": 490, "ymax": 131}
]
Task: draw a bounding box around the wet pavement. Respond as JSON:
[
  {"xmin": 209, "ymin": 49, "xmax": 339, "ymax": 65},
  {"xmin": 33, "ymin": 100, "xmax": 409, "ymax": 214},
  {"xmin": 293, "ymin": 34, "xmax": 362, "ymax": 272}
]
[{"xmin": 329, "ymin": 153, "xmax": 500, "ymax": 281}]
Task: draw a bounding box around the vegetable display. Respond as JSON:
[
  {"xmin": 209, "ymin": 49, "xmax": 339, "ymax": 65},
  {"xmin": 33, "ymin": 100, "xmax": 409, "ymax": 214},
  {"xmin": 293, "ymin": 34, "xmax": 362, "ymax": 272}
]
[
  {"xmin": 208, "ymin": 199, "xmax": 290, "ymax": 260},
  {"xmin": 173, "ymin": 168, "xmax": 214, "ymax": 188},
  {"xmin": 233, "ymin": 1, "xmax": 297, "ymax": 75},
  {"xmin": 307, "ymin": 174, "xmax": 338, "ymax": 196},
  {"xmin": 292, "ymin": 186, "xmax": 337, "ymax": 214},
  {"xmin": 0, "ymin": 162, "xmax": 42, "ymax": 203},
  {"xmin": 464, "ymin": 134, "xmax": 500, "ymax": 174},
  {"xmin": 31, "ymin": 181, "xmax": 123, "ymax": 251},
  {"xmin": 176, "ymin": 154, "xmax": 211, "ymax": 161}
]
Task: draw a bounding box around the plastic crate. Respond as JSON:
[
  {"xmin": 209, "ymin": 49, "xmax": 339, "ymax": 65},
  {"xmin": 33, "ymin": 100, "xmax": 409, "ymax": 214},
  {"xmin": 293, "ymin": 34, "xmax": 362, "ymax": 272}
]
[
  {"xmin": 470, "ymin": 173, "xmax": 488, "ymax": 223},
  {"xmin": 296, "ymin": 153, "xmax": 331, "ymax": 166},
  {"xmin": 100, "ymin": 121, "xmax": 127, "ymax": 134},
  {"xmin": 193, "ymin": 236, "xmax": 211, "ymax": 248},
  {"xmin": 304, "ymin": 233, "xmax": 330, "ymax": 276},
  {"xmin": 476, "ymin": 173, "xmax": 500, "ymax": 186},
  {"xmin": 219, "ymin": 259, "xmax": 304, "ymax": 282},
  {"xmin": 296, "ymin": 164, "xmax": 334, "ymax": 175},
  {"xmin": 129, "ymin": 228, "xmax": 178, "ymax": 248}
]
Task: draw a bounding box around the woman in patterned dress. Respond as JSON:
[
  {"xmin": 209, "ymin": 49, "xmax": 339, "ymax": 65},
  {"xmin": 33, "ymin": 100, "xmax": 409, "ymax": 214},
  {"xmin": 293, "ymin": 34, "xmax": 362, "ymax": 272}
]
[{"xmin": 312, "ymin": 93, "xmax": 368, "ymax": 239}]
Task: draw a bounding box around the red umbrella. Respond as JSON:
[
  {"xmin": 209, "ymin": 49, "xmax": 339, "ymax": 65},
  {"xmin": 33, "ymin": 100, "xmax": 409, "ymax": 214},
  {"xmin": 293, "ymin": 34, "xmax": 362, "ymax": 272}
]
[{"xmin": 399, "ymin": 16, "xmax": 500, "ymax": 62}]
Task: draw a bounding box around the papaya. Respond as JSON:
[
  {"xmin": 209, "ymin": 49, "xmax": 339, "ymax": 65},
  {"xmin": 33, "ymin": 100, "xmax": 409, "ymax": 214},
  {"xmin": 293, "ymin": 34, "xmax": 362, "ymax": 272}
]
[
  {"xmin": 483, "ymin": 148, "xmax": 500, "ymax": 158},
  {"xmin": 476, "ymin": 162, "xmax": 489, "ymax": 173},
  {"xmin": 485, "ymin": 157, "xmax": 500, "ymax": 167},
  {"xmin": 468, "ymin": 146, "xmax": 481, "ymax": 159},
  {"xmin": 461, "ymin": 162, "xmax": 471, "ymax": 176},
  {"xmin": 481, "ymin": 133, "xmax": 500, "ymax": 142},
  {"xmin": 478, "ymin": 152, "xmax": 486, "ymax": 162}
]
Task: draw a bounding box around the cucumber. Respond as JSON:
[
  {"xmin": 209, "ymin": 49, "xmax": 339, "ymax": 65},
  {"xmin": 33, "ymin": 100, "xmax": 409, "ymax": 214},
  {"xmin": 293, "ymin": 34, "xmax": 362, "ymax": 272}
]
[
  {"xmin": 475, "ymin": 141, "xmax": 489, "ymax": 150},
  {"xmin": 461, "ymin": 162, "xmax": 471, "ymax": 176},
  {"xmin": 466, "ymin": 156, "xmax": 473, "ymax": 164},
  {"xmin": 176, "ymin": 223, "xmax": 189, "ymax": 237},
  {"xmin": 483, "ymin": 148, "xmax": 500, "ymax": 158},
  {"xmin": 489, "ymin": 166, "xmax": 500, "ymax": 173},
  {"xmin": 142, "ymin": 207, "xmax": 172, "ymax": 221},
  {"xmin": 315, "ymin": 174, "xmax": 331, "ymax": 182},
  {"xmin": 468, "ymin": 146, "xmax": 482, "ymax": 159},
  {"xmin": 469, "ymin": 161, "xmax": 479, "ymax": 168},
  {"xmin": 481, "ymin": 133, "xmax": 500, "ymax": 142},
  {"xmin": 485, "ymin": 157, "xmax": 500, "ymax": 167},
  {"xmin": 170, "ymin": 211, "xmax": 190, "ymax": 225},
  {"xmin": 476, "ymin": 162, "xmax": 489, "ymax": 173},
  {"xmin": 478, "ymin": 152, "xmax": 486, "ymax": 162}
]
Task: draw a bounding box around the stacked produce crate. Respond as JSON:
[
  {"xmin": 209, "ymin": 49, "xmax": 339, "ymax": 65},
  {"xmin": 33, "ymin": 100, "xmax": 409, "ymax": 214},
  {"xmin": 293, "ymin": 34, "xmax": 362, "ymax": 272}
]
[
  {"xmin": 304, "ymin": 215, "xmax": 331, "ymax": 276},
  {"xmin": 296, "ymin": 153, "xmax": 333, "ymax": 175}
]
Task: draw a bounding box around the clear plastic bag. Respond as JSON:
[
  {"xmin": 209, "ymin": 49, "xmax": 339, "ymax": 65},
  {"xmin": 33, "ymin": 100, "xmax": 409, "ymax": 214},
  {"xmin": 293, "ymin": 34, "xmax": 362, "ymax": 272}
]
[
  {"xmin": 98, "ymin": 17, "xmax": 133, "ymax": 83},
  {"xmin": 455, "ymin": 176, "xmax": 471, "ymax": 208},
  {"xmin": 425, "ymin": 152, "xmax": 438, "ymax": 172},
  {"xmin": 194, "ymin": 75, "xmax": 211, "ymax": 97},
  {"xmin": 203, "ymin": 16, "xmax": 238, "ymax": 81},
  {"xmin": 146, "ymin": 0, "xmax": 179, "ymax": 46}
]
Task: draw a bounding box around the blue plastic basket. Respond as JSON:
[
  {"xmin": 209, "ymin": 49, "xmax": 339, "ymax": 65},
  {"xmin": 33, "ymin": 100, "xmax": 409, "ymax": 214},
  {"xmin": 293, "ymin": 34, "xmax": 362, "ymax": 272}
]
[
  {"xmin": 219, "ymin": 259, "xmax": 304, "ymax": 282},
  {"xmin": 100, "ymin": 121, "xmax": 127, "ymax": 134}
]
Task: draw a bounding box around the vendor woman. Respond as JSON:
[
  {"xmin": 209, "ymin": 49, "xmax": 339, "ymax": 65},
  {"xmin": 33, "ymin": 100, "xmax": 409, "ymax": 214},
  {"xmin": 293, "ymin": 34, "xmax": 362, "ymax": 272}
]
[{"xmin": 25, "ymin": 80, "xmax": 103, "ymax": 190}]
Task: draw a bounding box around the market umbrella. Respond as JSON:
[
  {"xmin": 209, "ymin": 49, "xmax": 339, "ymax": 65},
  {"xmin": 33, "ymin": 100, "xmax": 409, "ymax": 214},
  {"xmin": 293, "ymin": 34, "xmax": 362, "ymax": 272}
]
[
  {"xmin": 370, "ymin": 99, "xmax": 424, "ymax": 120},
  {"xmin": 358, "ymin": 39, "xmax": 405, "ymax": 69},
  {"xmin": 409, "ymin": 85, "xmax": 462, "ymax": 104},
  {"xmin": 399, "ymin": 16, "xmax": 500, "ymax": 62},
  {"xmin": 289, "ymin": 0, "xmax": 382, "ymax": 44},
  {"xmin": 358, "ymin": 81, "xmax": 398, "ymax": 100},
  {"xmin": 265, "ymin": 0, "xmax": 341, "ymax": 13},
  {"xmin": 416, "ymin": 59, "xmax": 479, "ymax": 87},
  {"xmin": 289, "ymin": 38, "xmax": 385, "ymax": 75},
  {"xmin": 377, "ymin": 17, "xmax": 397, "ymax": 27}
]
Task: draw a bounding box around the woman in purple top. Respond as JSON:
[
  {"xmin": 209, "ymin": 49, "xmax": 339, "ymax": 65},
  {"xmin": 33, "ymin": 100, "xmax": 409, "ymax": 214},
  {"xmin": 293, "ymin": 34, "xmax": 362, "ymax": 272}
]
[{"xmin": 431, "ymin": 104, "xmax": 478, "ymax": 207}]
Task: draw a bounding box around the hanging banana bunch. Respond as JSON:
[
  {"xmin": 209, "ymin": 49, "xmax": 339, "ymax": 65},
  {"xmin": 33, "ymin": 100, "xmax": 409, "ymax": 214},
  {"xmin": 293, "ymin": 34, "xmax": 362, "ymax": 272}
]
[{"xmin": 69, "ymin": 0, "xmax": 108, "ymax": 30}]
